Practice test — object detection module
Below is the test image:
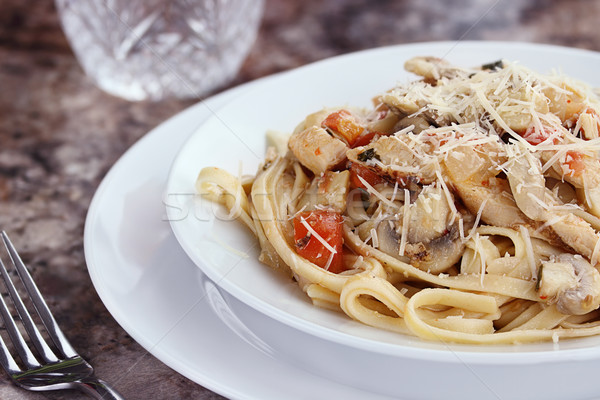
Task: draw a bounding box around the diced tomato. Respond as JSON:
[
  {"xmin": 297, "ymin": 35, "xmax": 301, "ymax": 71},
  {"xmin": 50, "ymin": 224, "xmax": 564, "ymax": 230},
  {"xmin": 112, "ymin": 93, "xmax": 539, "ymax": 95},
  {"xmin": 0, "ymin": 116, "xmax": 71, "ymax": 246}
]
[
  {"xmin": 521, "ymin": 124, "xmax": 560, "ymax": 145},
  {"xmin": 293, "ymin": 210, "xmax": 345, "ymax": 273},
  {"xmin": 349, "ymin": 162, "xmax": 385, "ymax": 189},
  {"xmin": 322, "ymin": 110, "xmax": 365, "ymax": 146},
  {"xmin": 564, "ymin": 150, "xmax": 585, "ymax": 176},
  {"xmin": 351, "ymin": 131, "xmax": 379, "ymax": 148}
]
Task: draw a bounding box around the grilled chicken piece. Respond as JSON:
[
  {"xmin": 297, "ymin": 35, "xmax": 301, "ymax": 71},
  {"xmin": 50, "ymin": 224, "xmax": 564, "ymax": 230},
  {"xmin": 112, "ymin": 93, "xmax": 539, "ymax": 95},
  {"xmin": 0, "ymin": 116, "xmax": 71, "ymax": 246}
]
[
  {"xmin": 288, "ymin": 126, "xmax": 348, "ymax": 175},
  {"xmin": 347, "ymin": 136, "xmax": 437, "ymax": 187}
]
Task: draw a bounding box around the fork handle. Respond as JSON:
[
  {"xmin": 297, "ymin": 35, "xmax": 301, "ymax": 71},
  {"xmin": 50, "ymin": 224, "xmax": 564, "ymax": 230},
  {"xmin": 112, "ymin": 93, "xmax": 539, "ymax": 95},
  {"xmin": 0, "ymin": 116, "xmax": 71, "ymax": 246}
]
[{"xmin": 77, "ymin": 377, "xmax": 126, "ymax": 399}]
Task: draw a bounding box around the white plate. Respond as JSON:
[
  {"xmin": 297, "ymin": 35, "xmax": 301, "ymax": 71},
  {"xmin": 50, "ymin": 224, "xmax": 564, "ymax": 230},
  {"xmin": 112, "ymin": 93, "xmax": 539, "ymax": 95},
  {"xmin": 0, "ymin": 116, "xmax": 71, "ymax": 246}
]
[
  {"xmin": 166, "ymin": 42, "xmax": 600, "ymax": 399},
  {"xmin": 83, "ymin": 78, "xmax": 395, "ymax": 400}
]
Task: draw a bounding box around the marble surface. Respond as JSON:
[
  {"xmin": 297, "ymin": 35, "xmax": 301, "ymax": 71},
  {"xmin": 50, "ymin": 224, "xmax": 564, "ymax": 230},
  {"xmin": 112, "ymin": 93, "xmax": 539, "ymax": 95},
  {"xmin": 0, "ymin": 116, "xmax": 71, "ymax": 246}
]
[{"xmin": 1, "ymin": 0, "xmax": 599, "ymax": 399}]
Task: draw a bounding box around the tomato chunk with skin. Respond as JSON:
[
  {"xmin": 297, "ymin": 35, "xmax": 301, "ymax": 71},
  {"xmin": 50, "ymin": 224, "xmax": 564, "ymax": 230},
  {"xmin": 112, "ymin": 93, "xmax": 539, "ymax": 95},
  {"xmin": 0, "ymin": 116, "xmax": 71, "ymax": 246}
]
[
  {"xmin": 521, "ymin": 124, "xmax": 560, "ymax": 145},
  {"xmin": 322, "ymin": 110, "xmax": 365, "ymax": 146},
  {"xmin": 293, "ymin": 210, "xmax": 345, "ymax": 273},
  {"xmin": 349, "ymin": 162, "xmax": 385, "ymax": 189},
  {"xmin": 564, "ymin": 150, "xmax": 585, "ymax": 176},
  {"xmin": 351, "ymin": 131, "xmax": 379, "ymax": 148}
]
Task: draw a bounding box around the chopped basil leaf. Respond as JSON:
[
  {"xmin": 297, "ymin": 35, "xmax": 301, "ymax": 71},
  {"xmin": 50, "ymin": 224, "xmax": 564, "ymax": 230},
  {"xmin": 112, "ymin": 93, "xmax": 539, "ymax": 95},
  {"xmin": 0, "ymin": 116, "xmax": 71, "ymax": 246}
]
[
  {"xmin": 482, "ymin": 60, "xmax": 504, "ymax": 71},
  {"xmin": 295, "ymin": 234, "xmax": 311, "ymax": 250},
  {"xmin": 357, "ymin": 148, "xmax": 381, "ymax": 162}
]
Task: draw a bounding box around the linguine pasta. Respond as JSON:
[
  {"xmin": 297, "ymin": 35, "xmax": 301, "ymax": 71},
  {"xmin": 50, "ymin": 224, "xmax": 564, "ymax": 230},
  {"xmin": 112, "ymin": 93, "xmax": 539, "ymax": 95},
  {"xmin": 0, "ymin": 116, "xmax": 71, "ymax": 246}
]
[{"xmin": 197, "ymin": 57, "xmax": 600, "ymax": 344}]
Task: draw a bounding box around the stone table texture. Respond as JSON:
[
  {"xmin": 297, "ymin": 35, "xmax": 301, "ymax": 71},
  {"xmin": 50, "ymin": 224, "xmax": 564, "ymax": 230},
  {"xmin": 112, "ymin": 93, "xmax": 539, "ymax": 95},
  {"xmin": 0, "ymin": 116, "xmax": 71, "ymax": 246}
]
[{"xmin": 1, "ymin": 0, "xmax": 600, "ymax": 399}]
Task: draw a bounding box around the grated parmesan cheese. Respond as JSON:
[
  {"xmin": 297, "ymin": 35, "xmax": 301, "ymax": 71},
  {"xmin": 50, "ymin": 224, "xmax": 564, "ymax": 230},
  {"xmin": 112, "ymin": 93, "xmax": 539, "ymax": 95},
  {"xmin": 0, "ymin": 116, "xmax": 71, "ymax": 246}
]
[
  {"xmin": 534, "ymin": 213, "xmax": 569, "ymax": 234},
  {"xmin": 357, "ymin": 175, "xmax": 401, "ymax": 210},
  {"xmin": 433, "ymin": 161, "xmax": 458, "ymax": 223},
  {"xmin": 466, "ymin": 196, "xmax": 489, "ymax": 242},
  {"xmin": 399, "ymin": 189, "xmax": 411, "ymax": 257},
  {"xmin": 323, "ymin": 251, "xmax": 335, "ymax": 272},
  {"xmin": 519, "ymin": 225, "xmax": 537, "ymax": 279},
  {"xmin": 370, "ymin": 227, "xmax": 379, "ymax": 248},
  {"xmin": 299, "ymin": 217, "xmax": 337, "ymax": 254}
]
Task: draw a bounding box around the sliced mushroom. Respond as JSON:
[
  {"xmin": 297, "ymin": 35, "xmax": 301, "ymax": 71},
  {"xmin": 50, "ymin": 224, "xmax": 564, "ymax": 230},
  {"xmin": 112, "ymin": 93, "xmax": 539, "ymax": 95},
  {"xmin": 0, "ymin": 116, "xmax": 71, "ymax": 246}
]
[
  {"xmin": 538, "ymin": 253, "xmax": 600, "ymax": 315},
  {"xmin": 401, "ymin": 185, "xmax": 471, "ymax": 273},
  {"xmin": 406, "ymin": 184, "xmax": 452, "ymax": 243},
  {"xmin": 375, "ymin": 219, "xmax": 405, "ymax": 260},
  {"xmin": 403, "ymin": 224, "xmax": 466, "ymax": 274},
  {"xmin": 368, "ymin": 184, "xmax": 471, "ymax": 274}
]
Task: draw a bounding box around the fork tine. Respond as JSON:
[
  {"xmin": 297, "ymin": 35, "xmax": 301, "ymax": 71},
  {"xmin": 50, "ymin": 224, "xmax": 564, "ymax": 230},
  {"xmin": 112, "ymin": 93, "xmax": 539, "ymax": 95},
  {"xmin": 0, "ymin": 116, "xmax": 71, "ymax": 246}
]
[
  {"xmin": 0, "ymin": 268, "xmax": 40, "ymax": 370},
  {"xmin": 1, "ymin": 232, "xmax": 77, "ymax": 359},
  {"xmin": 0, "ymin": 238, "xmax": 59, "ymax": 365},
  {"xmin": 0, "ymin": 330, "xmax": 21, "ymax": 375}
]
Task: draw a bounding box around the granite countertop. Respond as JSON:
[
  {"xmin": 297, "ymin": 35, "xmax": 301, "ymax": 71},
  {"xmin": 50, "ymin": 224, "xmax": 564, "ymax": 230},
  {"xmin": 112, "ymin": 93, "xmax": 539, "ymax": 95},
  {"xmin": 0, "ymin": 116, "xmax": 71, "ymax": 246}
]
[{"xmin": 1, "ymin": 0, "xmax": 599, "ymax": 399}]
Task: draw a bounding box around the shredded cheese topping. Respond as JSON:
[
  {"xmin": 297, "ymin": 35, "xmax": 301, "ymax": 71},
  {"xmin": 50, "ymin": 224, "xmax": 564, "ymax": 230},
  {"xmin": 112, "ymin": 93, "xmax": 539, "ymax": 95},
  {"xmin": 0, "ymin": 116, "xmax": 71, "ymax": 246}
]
[
  {"xmin": 399, "ymin": 189, "xmax": 411, "ymax": 257},
  {"xmin": 299, "ymin": 216, "xmax": 337, "ymax": 254}
]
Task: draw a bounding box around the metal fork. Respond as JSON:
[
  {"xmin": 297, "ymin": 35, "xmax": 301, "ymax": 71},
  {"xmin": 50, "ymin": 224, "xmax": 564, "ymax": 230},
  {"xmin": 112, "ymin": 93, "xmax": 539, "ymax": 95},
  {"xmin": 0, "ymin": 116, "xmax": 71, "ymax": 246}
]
[{"xmin": 0, "ymin": 231, "xmax": 124, "ymax": 399}]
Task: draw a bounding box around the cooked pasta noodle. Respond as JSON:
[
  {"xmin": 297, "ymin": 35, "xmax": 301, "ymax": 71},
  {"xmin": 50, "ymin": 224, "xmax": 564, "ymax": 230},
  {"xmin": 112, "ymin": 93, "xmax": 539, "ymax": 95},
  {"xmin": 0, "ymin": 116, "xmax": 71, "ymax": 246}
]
[{"xmin": 196, "ymin": 57, "xmax": 600, "ymax": 343}]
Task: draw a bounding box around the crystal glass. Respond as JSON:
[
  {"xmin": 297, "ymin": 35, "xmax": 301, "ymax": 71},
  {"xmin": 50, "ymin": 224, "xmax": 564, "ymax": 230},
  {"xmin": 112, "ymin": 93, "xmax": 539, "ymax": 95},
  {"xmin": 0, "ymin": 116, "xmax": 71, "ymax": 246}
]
[{"xmin": 55, "ymin": 0, "xmax": 264, "ymax": 101}]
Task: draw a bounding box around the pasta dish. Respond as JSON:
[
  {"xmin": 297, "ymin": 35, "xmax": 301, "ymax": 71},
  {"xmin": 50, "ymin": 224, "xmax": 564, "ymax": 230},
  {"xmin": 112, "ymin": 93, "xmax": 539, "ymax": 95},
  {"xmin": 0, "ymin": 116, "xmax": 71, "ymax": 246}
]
[{"xmin": 196, "ymin": 57, "xmax": 600, "ymax": 344}]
